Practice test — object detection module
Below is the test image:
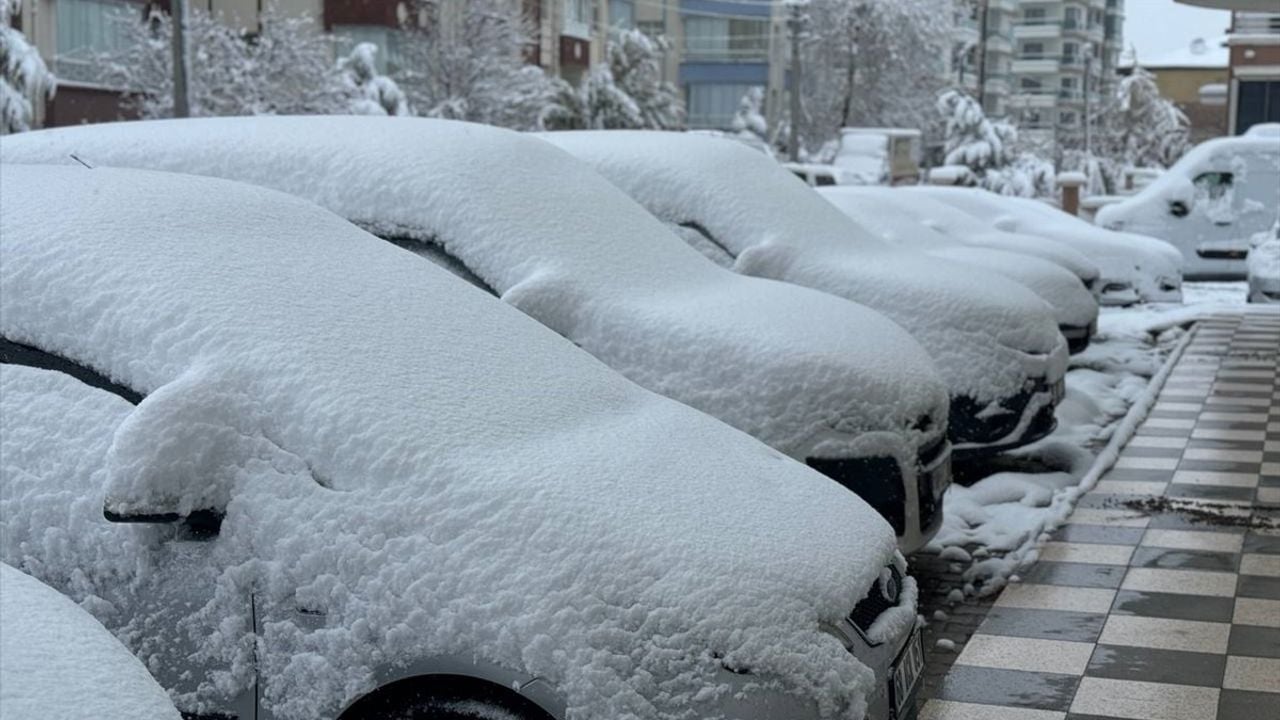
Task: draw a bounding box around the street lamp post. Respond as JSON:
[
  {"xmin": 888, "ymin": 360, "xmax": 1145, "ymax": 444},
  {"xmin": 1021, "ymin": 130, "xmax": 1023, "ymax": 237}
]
[{"xmin": 1083, "ymin": 42, "xmax": 1093, "ymax": 156}]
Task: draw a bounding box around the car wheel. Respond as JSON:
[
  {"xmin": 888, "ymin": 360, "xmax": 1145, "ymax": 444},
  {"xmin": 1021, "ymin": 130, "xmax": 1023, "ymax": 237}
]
[{"xmin": 339, "ymin": 676, "xmax": 556, "ymax": 720}]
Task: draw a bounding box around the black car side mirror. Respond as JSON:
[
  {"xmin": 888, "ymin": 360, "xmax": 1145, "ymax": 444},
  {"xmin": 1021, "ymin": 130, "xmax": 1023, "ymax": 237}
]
[{"xmin": 1170, "ymin": 200, "xmax": 1189, "ymax": 218}]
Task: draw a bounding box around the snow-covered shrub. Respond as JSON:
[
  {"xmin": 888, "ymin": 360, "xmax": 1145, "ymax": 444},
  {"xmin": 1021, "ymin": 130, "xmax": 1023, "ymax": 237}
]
[
  {"xmin": 339, "ymin": 43, "xmax": 410, "ymax": 116},
  {"xmin": 0, "ymin": 0, "xmax": 55, "ymax": 133},
  {"xmin": 547, "ymin": 28, "xmax": 684, "ymax": 130},
  {"xmin": 100, "ymin": 5, "xmax": 348, "ymax": 118}
]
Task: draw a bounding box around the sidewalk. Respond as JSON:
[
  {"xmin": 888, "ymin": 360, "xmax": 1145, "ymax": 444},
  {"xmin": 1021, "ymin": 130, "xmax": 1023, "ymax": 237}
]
[{"xmin": 919, "ymin": 310, "xmax": 1280, "ymax": 720}]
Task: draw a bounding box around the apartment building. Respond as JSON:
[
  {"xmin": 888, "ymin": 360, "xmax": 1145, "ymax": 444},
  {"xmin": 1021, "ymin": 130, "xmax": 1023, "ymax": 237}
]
[
  {"xmin": 11, "ymin": 0, "xmax": 623, "ymax": 128},
  {"xmin": 1224, "ymin": 9, "xmax": 1280, "ymax": 133},
  {"xmin": 958, "ymin": 0, "xmax": 1123, "ymax": 151},
  {"xmin": 628, "ymin": 0, "xmax": 786, "ymax": 131}
]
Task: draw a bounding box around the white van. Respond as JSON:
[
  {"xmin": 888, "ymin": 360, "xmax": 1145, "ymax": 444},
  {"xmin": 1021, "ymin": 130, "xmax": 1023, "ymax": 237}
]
[{"xmin": 1096, "ymin": 135, "xmax": 1280, "ymax": 280}]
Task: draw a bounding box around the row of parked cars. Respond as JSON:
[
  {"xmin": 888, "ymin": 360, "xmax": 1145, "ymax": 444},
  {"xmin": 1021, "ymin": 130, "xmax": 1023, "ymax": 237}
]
[{"xmin": 0, "ymin": 117, "xmax": 1185, "ymax": 720}]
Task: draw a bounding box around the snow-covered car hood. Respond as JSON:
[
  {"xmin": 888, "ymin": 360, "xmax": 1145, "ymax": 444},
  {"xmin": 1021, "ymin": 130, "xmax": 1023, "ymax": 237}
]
[
  {"xmin": 1, "ymin": 164, "xmax": 904, "ymax": 720},
  {"xmin": 537, "ymin": 130, "xmax": 1066, "ymax": 404},
  {"xmin": 0, "ymin": 561, "xmax": 182, "ymax": 720},
  {"xmin": 0, "ymin": 117, "xmax": 948, "ymax": 464},
  {"xmin": 840, "ymin": 187, "xmax": 1101, "ymax": 283},
  {"xmin": 817, "ymin": 186, "xmax": 1098, "ymax": 328},
  {"xmin": 910, "ymin": 187, "xmax": 1183, "ymax": 303}
]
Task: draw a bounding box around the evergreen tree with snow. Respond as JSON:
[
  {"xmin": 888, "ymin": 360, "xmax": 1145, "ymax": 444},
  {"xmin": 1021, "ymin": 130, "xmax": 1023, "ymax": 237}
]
[
  {"xmin": 340, "ymin": 43, "xmax": 411, "ymax": 116},
  {"xmin": 936, "ymin": 88, "xmax": 1054, "ymax": 197},
  {"xmin": 1, "ymin": 0, "xmax": 55, "ymax": 134},
  {"xmin": 732, "ymin": 87, "xmax": 769, "ymax": 141},
  {"xmin": 1105, "ymin": 63, "xmax": 1190, "ymax": 170},
  {"xmin": 548, "ymin": 28, "xmax": 684, "ymax": 130}
]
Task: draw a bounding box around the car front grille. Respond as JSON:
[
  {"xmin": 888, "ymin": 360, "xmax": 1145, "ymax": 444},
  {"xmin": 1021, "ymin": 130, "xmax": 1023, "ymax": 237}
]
[{"xmin": 849, "ymin": 565, "xmax": 903, "ymax": 633}]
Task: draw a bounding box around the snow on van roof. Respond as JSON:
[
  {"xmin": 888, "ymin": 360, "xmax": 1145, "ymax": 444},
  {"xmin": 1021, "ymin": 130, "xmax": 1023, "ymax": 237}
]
[
  {"xmin": 0, "ymin": 164, "xmax": 900, "ymax": 719},
  {"xmin": 0, "ymin": 561, "xmax": 181, "ymax": 720},
  {"xmin": 0, "ymin": 116, "xmax": 947, "ymax": 466},
  {"xmin": 538, "ymin": 130, "xmax": 1068, "ymax": 403}
]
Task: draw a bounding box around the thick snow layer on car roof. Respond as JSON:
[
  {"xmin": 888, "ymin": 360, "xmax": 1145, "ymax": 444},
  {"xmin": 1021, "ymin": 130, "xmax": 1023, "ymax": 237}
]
[
  {"xmin": 846, "ymin": 187, "xmax": 1101, "ymax": 282},
  {"xmin": 1, "ymin": 164, "xmax": 900, "ymax": 719},
  {"xmin": 908, "ymin": 186, "xmax": 1183, "ymax": 302},
  {"xmin": 0, "ymin": 117, "xmax": 948, "ymax": 467},
  {"xmin": 0, "ymin": 561, "xmax": 181, "ymax": 720},
  {"xmin": 817, "ymin": 186, "xmax": 1098, "ymax": 328},
  {"xmin": 538, "ymin": 130, "xmax": 1067, "ymax": 403}
]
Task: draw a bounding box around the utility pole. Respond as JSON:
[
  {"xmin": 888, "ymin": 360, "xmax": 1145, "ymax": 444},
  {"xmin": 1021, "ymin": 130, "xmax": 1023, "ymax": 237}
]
[
  {"xmin": 786, "ymin": 2, "xmax": 804, "ymax": 162},
  {"xmin": 1083, "ymin": 43, "xmax": 1093, "ymax": 156},
  {"xmin": 976, "ymin": 0, "xmax": 989, "ymax": 110},
  {"xmin": 171, "ymin": 0, "xmax": 190, "ymax": 117}
]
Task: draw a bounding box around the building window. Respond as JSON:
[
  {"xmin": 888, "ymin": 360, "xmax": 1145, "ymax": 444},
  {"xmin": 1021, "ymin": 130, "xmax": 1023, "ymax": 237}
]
[
  {"xmin": 1059, "ymin": 111, "xmax": 1077, "ymax": 125},
  {"xmin": 55, "ymin": 0, "xmax": 134, "ymax": 81},
  {"xmin": 609, "ymin": 0, "xmax": 634, "ymax": 32},
  {"xmin": 563, "ymin": 0, "xmax": 591, "ymax": 39},
  {"xmin": 638, "ymin": 19, "xmax": 665, "ymax": 38},
  {"xmin": 1236, "ymin": 80, "xmax": 1280, "ymax": 135},
  {"xmin": 686, "ymin": 83, "xmax": 760, "ymax": 129},
  {"xmin": 1021, "ymin": 42, "xmax": 1044, "ymax": 59},
  {"xmin": 333, "ymin": 25, "xmax": 401, "ymax": 74},
  {"xmin": 1020, "ymin": 77, "xmax": 1042, "ymax": 90},
  {"xmin": 683, "ymin": 15, "xmax": 768, "ymax": 62}
]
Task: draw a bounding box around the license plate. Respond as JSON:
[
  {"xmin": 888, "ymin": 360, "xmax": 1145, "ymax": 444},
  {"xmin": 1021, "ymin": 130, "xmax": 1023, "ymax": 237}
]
[{"xmin": 891, "ymin": 629, "xmax": 924, "ymax": 715}]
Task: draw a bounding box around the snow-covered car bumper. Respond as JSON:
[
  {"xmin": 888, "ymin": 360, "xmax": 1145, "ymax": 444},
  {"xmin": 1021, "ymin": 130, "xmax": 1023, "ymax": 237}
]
[{"xmin": 807, "ymin": 437, "xmax": 952, "ymax": 554}]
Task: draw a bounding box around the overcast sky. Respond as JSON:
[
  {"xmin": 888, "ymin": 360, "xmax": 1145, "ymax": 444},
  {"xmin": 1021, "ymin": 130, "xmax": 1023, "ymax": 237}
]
[{"xmin": 1122, "ymin": 0, "xmax": 1232, "ymax": 64}]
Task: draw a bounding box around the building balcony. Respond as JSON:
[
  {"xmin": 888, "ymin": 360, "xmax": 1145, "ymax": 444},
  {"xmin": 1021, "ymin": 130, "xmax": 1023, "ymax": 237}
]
[
  {"xmin": 987, "ymin": 35, "xmax": 1013, "ymax": 53},
  {"xmin": 1008, "ymin": 91, "xmax": 1058, "ymax": 108},
  {"xmin": 1013, "ymin": 22, "xmax": 1063, "ymax": 40},
  {"xmin": 1230, "ymin": 12, "xmax": 1280, "ymax": 39},
  {"xmin": 1012, "ymin": 56, "xmax": 1061, "ymax": 73}
]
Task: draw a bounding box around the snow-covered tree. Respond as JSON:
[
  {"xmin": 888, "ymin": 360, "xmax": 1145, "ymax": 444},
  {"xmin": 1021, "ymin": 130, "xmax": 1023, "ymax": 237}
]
[
  {"xmin": 340, "ymin": 43, "xmax": 411, "ymax": 116},
  {"xmin": 936, "ymin": 88, "xmax": 1053, "ymax": 197},
  {"xmin": 793, "ymin": 0, "xmax": 953, "ymax": 153},
  {"xmin": 937, "ymin": 88, "xmax": 1014, "ymax": 170},
  {"xmin": 394, "ymin": 0, "xmax": 565, "ymax": 130},
  {"xmin": 1, "ymin": 0, "xmax": 55, "ymax": 133},
  {"xmin": 1103, "ymin": 63, "xmax": 1190, "ymax": 170},
  {"xmin": 548, "ymin": 28, "xmax": 684, "ymax": 130},
  {"xmin": 101, "ymin": 5, "xmax": 348, "ymax": 118},
  {"xmin": 731, "ymin": 87, "xmax": 769, "ymax": 142}
]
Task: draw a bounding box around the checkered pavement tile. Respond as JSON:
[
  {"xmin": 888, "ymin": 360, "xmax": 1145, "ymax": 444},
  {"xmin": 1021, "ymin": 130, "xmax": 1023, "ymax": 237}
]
[{"xmin": 920, "ymin": 317, "xmax": 1280, "ymax": 720}]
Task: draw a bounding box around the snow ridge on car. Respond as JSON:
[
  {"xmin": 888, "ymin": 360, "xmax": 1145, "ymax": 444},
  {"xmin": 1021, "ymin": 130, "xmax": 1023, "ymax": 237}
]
[{"xmin": 1, "ymin": 164, "xmax": 905, "ymax": 720}]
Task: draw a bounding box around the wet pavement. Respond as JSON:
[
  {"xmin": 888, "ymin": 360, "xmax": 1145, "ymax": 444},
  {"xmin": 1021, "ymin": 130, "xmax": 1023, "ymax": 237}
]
[{"xmin": 913, "ymin": 310, "xmax": 1280, "ymax": 720}]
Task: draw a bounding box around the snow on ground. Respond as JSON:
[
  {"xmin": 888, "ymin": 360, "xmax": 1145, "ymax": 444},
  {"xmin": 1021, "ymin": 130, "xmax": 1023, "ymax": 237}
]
[
  {"xmin": 921, "ymin": 283, "xmax": 1250, "ymax": 595},
  {"xmin": 0, "ymin": 563, "xmax": 181, "ymax": 720}
]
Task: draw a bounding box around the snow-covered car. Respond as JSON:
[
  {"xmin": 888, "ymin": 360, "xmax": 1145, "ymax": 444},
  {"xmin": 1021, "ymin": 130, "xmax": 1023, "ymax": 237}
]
[
  {"xmin": 0, "ymin": 117, "xmax": 953, "ymax": 552},
  {"xmin": 1248, "ymin": 220, "xmax": 1280, "ymax": 303},
  {"xmin": 1, "ymin": 163, "xmax": 924, "ymax": 720},
  {"xmin": 0, "ymin": 563, "xmax": 182, "ymax": 720},
  {"xmin": 818, "ymin": 185, "xmax": 1100, "ymax": 353},
  {"xmin": 857, "ymin": 188, "xmax": 1102, "ymax": 288},
  {"xmin": 539, "ymin": 130, "xmax": 1069, "ymax": 457},
  {"xmin": 908, "ymin": 186, "xmax": 1184, "ymax": 305},
  {"xmin": 1095, "ymin": 135, "xmax": 1280, "ymax": 280}
]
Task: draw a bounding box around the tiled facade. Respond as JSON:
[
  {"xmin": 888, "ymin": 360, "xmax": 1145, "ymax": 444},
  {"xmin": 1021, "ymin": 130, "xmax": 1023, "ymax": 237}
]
[{"xmin": 921, "ymin": 309, "xmax": 1280, "ymax": 720}]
